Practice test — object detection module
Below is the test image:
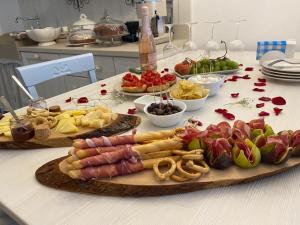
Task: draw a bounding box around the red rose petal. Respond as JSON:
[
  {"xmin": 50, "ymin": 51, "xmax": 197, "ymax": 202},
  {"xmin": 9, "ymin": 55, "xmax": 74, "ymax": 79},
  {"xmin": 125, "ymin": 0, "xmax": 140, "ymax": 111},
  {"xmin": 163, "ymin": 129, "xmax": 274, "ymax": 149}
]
[
  {"xmin": 239, "ymin": 64, "xmax": 243, "ymax": 67},
  {"xmin": 223, "ymin": 112, "xmax": 235, "ymax": 120},
  {"xmin": 77, "ymin": 97, "xmax": 89, "ymax": 104},
  {"xmin": 100, "ymin": 89, "xmax": 107, "ymax": 95},
  {"xmin": 231, "ymin": 93, "xmax": 239, "ymax": 98},
  {"xmin": 242, "ymin": 75, "xmax": 251, "ymax": 79},
  {"xmin": 258, "ymin": 78, "xmax": 266, "ymax": 83},
  {"xmin": 256, "ymin": 103, "xmax": 265, "ymax": 108},
  {"xmin": 164, "ymin": 68, "xmax": 169, "ymax": 72},
  {"xmin": 232, "ymin": 75, "xmax": 243, "ymax": 79},
  {"xmin": 224, "ymin": 80, "xmax": 228, "ymax": 83},
  {"xmin": 127, "ymin": 108, "xmax": 136, "ymax": 114},
  {"xmin": 162, "ymin": 94, "xmax": 168, "ymax": 100},
  {"xmin": 188, "ymin": 119, "xmax": 203, "ymax": 126},
  {"xmin": 100, "ymin": 84, "xmax": 106, "ymax": 87},
  {"xmin": 215, "ymin": 108, "xmax": 228, "ymax": 114},
  {"xmin": 273, "ymin": 107, "xmax": 283, "ymax": 116},
  {"xmin": 253, "ymin": 88, "xmax": 265, "ymax": 92},
  {"xmin": 161, "ymin": 71, "xmax": 165, "ymax": 73},
  {"xmin": 245, "ymin": 67, "xmax": 254, "ymax": 71},
  {"xmin": 254, "ymin": 82, "xmax": 266, "ymax": 87},
  {"xmin": 227, "ymin": 77, "xmax": 238, "ymax": 82},
  {"xmin": 258, "ymin": 111, "xmax": 270, "ymax": 117},
  {"xmin": 65, "ymin": 97, "xmax": 72, "ymax": 103},
  {"xmin": 259, "ymin": 97, "xmax": 271, "ymax": 102},
  {"xmin": 271, "ymin": 96, "xmax": 286, "ymax": 105}
]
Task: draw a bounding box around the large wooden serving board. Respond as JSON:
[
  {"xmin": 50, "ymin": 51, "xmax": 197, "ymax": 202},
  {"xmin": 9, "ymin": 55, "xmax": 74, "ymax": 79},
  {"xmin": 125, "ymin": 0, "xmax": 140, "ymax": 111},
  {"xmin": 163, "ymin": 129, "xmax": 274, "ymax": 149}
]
[
  {"xmin": 0, "ymin": 114, "xmax": 140, "ymax": 149},
  {"xmin": 36, "ymin": 157, "xmax": 300, "ymax": 197}
]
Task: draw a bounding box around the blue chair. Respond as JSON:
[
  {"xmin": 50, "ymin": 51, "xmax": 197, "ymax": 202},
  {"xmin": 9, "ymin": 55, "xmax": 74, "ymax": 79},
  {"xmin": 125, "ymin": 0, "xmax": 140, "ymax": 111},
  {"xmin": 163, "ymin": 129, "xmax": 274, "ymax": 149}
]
[{"xmin": 16, "ymin": 53, "xmax": 97, "ymax": 99}]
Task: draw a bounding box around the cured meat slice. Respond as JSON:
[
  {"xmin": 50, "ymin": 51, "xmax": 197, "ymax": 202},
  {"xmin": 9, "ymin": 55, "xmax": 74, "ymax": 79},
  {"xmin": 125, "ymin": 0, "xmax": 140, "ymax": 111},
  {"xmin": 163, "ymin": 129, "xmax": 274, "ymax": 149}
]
[
  {"xmin": 74, "ymin": 145, "xmax": 130, "ymax": 159},
  {"xmin": 232, "ymin": 120, "xmax": 251, "ymax": 140},
  {"xmin": 74, "ymin": 135, "xmax": 135, "ymax": 149},
  {"xmin": 72, "ymin": 146, "xmax": 139, "ymax": 169},
  {"xmin": 70, "ymin": 160, "xmax": 144, "ymax": 180}
]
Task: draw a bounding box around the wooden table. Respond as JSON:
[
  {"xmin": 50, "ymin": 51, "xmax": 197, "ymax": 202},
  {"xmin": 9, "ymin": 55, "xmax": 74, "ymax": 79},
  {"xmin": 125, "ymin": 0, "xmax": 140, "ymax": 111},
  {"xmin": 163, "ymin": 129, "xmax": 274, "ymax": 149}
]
[{"xmin": 1, "ymin": 52, "xmax": 300, "ymax": 225}]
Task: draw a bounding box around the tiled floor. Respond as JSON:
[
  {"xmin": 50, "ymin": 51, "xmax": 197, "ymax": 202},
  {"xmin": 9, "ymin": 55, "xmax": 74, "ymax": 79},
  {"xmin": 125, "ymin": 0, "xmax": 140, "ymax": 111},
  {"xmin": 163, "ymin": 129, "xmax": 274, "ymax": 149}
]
[{"xmin": 0, "ymin": 210, "xmax": 18, "ymax": 225}]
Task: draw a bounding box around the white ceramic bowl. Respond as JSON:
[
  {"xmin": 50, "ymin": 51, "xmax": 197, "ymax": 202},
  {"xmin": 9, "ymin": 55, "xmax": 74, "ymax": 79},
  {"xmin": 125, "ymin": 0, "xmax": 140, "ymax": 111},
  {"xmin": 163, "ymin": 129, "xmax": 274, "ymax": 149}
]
[
  {"xmin": 134, "ymin": 95, "xmax": 156, "ymax": 112},
  {"xmin": 188, "ymin": 74, "xmax": 223, "ymax": 96},
  {"xmin": 144, "ymin": 100, "xmax": 187, "ymax": 127},
  {"xmin": 171, "ymin": 94, "xmax": 208, "ymax": 112},
  {"xmin": 26, "ymin": 27, "xmax": 61, "ymax": 46}
]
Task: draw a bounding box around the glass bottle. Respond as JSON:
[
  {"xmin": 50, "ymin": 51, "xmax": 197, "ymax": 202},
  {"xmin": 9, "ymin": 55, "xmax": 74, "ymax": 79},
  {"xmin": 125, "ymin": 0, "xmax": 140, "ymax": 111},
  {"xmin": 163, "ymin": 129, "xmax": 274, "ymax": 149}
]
[{"xmin": 139, "ymin": 6, "xmax": 157, "ymax": 71}]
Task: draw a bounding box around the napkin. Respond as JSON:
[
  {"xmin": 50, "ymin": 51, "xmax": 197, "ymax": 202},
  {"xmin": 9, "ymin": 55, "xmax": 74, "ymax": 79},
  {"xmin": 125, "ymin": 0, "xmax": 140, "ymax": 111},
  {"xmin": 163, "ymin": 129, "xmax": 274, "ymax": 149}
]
[{"xmin": 256, "ymin": 41, "xmax": 287, "ymax": 60}]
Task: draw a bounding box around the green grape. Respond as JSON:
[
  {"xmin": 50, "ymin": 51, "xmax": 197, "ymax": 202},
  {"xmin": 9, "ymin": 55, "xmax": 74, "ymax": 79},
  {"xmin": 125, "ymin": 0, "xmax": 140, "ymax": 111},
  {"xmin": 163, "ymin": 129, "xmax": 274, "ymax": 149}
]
[{"xmin": 188, "ymin": 138, "xmax": 201, "ymax": 150}]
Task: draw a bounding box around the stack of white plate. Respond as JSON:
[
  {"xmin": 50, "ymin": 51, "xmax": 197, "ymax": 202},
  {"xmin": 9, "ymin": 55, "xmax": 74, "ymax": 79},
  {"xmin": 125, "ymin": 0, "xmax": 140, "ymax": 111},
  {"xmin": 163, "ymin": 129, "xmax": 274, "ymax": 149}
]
[{"xmin": 261, "ymin": 59, "xmax": 300, "ymax": 82}]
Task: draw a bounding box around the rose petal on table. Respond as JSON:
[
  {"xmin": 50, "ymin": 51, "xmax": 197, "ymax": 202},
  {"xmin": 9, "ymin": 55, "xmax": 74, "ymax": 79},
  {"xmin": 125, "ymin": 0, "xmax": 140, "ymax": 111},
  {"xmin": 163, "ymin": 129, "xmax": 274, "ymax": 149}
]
[
  {"xmin": 256, "ymin": 103, "xmax": 265, "ymax": 108},
  {"xmin": 77, "ymin": 97, "xmax": 89, "ymax": 104},
  {"xmin": 223, "ymin": 112, "xmax": 235, "ymax": 120},
  {"xmin": 274, "ymin": 107, "xmax": 283, "ymax": 116},
  {"xmin": 215, "ymin": 108, "xmax": 228, "ymax": 114},
  {"xmin": 128, "ymin": 108, "xmax": 136, "ymax": 114},
  {"xmin": 245, "ymin": 67, "xmax": 254, "ymax": 71},
  {"xmin": 253, "ymin": 88, "xmax": 265, "ymax": 92},
  {"xmin": 258, "ymin": 97, "xmax": 271, "ymax": 102},
  {"xmin": 231, "ymin": 93, "xmax": 240, "ymax": 98},
  {"xmin": 272, "ymin": 96, "xmax": 286, "ymax": 105},
  {"xmin": 242, "ymin": 75, "xmax": 251, "ymax": 79},
  {"xmin": 100, "ymin": 89, "xmax": 107, "ymax": 95},
  {"xmin": 258, "ymin": 78, "xmax": 266, "ymax": 83},
  {"xmin": 65, "ymin": 97, "xmax": 72, "ymax": 103},
  {"xmin": 258, "ymin": 111, "xmax": 270, "ymax": 117},
  {"xmin": 100, "ymin": 84, "xmax": 106, "ymax": 87},
  {"xmin": 254, "ymin": 82, "xmax": 266, "ymax": 87}
]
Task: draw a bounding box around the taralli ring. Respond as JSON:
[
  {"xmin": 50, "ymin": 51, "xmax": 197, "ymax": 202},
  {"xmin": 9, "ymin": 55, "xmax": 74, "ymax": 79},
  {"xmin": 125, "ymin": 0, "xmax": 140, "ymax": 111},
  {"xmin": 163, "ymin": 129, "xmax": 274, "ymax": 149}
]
[
  {"xmin": 182, "ymin": 154, "xmax": 204, "ymax": 160},
  {"xmin": 46, "ymin": 116, "xmax": 58, "ymax": 128},
  {"xmin": 176, "ymin": 160, "xmax": 202, "ymax": 179},
  {"xmin": 186, "ymin": 160, "xmax": 210, "ymax": 173},
  {"xmin": 170, "ymin": 174, "xmax": 191, "ymax": 182},
  {"xmin": 153, "ymin": 157, "xmax": 176, "ymax": 181}
]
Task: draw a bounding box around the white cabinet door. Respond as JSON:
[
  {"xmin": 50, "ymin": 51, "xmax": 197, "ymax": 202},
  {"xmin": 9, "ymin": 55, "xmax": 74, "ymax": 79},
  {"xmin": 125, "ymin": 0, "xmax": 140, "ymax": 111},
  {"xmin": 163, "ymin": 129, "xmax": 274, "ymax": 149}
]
[
  {"xmin": 20, "ymin": 52, "xmax": 67, "ymax": 99},
  {"xmin": 93, "ymin": 56, "xmax": 115, "ymax": 80},
  {"xmin": 114, "ymin": 57, "xmax": 139, "ymax": 74}
]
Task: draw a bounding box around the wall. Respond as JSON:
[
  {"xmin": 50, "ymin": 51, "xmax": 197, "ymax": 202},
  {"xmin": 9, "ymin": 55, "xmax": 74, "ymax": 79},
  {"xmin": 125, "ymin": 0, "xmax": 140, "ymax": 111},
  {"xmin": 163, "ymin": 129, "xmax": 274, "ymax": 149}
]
[
  {"xmin": 191, "ymin": 0, "xmax": 300, "ymax": 50},
  {"xmin": 0, "ymin": 0, "xmax": 23, "ymax": 34},
  {"xmin": 17, "ymin": 0, "xmax": 138, "ymax": 29}
]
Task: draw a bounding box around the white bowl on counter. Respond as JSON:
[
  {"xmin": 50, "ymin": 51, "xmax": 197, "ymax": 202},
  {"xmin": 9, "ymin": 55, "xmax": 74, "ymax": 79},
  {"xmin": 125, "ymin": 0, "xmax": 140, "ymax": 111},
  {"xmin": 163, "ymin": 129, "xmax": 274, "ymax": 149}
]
[
  {"xmin": 134, "ymin": 95, "xmax": 156, "ymax": 112},
  {"xmin": 26, "ymin": 27, "xmax": 61, "ymax": 46},
  {"xmin": 144, "ymin": 100, "xmax": 187, "ymax": 127},
  {"xmin": 188, "ymin": 74, "xmax": 223, "ymax": 96},
  {"xmin": 170, "ymin": 94, "xmax": 208, "ymax": 112}
]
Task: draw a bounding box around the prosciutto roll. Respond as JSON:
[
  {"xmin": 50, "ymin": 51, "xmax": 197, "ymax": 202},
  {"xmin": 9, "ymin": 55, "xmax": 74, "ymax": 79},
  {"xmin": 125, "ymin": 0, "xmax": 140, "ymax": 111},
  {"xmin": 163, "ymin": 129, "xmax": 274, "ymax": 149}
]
[
  {"xmin": 74, "ymin": 135, "xmax": 135, "ymax": 149},
  {"xmin": 71, "ymin": 146, "xmax": 139, "ymax": 169},
  {"xmin": 73, "ymin": 145, "xmax": 130, "ymax": 159},
  {"xmin": 69, "ymin": 159, "xmax": 144, "ymax": 180}
]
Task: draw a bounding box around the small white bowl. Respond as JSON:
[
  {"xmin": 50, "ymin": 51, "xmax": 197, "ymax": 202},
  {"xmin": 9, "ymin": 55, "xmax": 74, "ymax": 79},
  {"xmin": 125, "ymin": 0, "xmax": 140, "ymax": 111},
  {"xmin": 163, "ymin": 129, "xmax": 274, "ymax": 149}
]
[
  {"xmin": 144, "ymin": 100, "xmax": 186, "ymax": 127},
  {"xmin": 171, "ymin": 94, "xmax": 208, "ymax": 112},
  {"xmin": 188, "ymin": 74, "xmax": 223, "ymax": 96}
]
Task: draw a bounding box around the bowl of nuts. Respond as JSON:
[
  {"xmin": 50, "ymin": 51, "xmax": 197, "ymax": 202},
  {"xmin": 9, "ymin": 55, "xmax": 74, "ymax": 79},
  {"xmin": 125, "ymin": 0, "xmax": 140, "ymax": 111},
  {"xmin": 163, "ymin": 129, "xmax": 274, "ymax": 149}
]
[{"xmin": 144, "ymin": 100, "xmax": 187, "ymax": 127}]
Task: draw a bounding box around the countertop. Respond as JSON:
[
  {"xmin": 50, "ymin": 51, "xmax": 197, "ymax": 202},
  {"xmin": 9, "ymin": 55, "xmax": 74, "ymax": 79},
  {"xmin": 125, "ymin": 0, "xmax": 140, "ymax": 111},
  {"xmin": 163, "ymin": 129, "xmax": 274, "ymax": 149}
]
[
  {"xmin": 2, "ymin": 52, "xmax": 300, "ymax": 225},
  {"xmin": 18, "ymin": 40, "xmax": 186, "ymax": 58}
]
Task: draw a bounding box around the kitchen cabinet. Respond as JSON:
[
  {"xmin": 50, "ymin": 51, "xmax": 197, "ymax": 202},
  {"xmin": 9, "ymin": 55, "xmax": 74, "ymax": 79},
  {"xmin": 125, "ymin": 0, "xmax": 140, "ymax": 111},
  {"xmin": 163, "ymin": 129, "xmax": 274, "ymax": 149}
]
[{"xmin": 20, "ymin": 50, "xmax": 139, "ymax": 98}]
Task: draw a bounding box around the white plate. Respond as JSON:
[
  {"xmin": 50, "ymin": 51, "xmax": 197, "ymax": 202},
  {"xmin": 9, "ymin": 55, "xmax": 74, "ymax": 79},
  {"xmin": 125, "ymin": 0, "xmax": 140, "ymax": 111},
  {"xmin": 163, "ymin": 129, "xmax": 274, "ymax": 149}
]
[
  {"xmin": 261, "ymin": 68, "xmax": 300, "ymax": 78},
  {"xmin": 115, "ymin": 80, "xmax": 175, "ymax": 97},
  {"xmin": 261, "ymin": 71, "xmax": 300, "ymax": 82},
  {"xmin": 262, "ymin": 66, "xmax": 300, "ymax": 76},
  {"xmin": 262, "ymin": 60, "xmax": 300, "ymax": 73},
  {"xmin": 174, "ymin": 69, "xmax": 240, "ymax": 79}
]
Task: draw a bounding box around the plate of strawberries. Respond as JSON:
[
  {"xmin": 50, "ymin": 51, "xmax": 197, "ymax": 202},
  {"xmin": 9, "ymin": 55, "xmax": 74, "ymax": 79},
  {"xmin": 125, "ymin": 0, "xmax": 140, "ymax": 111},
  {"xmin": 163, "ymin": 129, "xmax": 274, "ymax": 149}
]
[{"xmin": 119, "ymin": 70, "xmax": 177, "ymax": 96}]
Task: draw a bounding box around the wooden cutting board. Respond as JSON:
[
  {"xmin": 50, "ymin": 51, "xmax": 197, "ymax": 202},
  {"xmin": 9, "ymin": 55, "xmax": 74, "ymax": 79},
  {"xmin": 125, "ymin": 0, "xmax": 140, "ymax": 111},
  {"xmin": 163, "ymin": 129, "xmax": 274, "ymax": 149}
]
[
  {"xmin": 0, "ymin": 114, "xmax": 140, "ymax": 149},
  {"xmin": 36, "ymin": 157, "xmax": 300, "ymax": 197}
]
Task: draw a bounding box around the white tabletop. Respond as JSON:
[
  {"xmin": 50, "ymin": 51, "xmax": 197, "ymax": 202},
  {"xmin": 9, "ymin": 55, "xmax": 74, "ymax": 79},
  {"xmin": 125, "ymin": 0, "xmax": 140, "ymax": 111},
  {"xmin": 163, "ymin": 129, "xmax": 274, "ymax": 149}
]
[{"xmin": 1, "ymin": 52, "xmax": 300, "ymax": 225}]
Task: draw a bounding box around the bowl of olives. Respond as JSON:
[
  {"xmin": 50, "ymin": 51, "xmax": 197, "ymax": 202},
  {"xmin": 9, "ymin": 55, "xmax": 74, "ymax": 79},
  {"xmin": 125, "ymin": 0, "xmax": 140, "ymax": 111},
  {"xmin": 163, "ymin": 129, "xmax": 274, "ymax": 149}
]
[{"xmin": 144, "ymin": 100, "xmax": 186, "ymax": 127}]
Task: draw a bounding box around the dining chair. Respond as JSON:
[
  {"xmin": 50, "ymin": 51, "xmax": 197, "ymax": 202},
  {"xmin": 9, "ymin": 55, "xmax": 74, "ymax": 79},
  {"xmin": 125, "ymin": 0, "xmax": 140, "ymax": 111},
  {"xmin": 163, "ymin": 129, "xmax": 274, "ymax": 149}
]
[{"xmin": 16, "ymin": 53, "xmax": 97, "ymax": 99}]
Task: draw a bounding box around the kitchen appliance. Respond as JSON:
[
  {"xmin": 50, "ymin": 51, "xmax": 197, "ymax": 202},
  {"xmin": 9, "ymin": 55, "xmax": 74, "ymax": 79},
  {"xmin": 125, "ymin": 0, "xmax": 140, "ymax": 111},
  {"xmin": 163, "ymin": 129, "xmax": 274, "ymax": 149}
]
[{"xmin": 122, "ymin": 21, "xmax": 139, "ymax": 42}]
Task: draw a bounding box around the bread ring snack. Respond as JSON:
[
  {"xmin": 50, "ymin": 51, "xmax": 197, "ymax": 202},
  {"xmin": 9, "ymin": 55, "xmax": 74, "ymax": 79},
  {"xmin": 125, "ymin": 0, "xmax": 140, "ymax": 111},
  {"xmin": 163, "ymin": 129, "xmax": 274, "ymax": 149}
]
[
  {"xmin": 46, "ymin": 116, "xmax": 58, "ymax": 128},
  {"xmin": 170, "ymin": 173, "xmax": 191, "ymax": 182},
  {"xmin": 186, "ymin": 160, "xmax": 210, "ymax": 173},
  {"xmin": 182, "ymin": 154, "xmax": 204, "ymax": 161},
  {"xmin": 32, "ymin": 117, "xmax": 48, "ymax": 126},
  {"xmin": 176, "ymin": 160, "xmax": 201, "ymax": 179},
  {"xmin": 153, "ymin": 157, "xmax": 176, "ymax": 181}
]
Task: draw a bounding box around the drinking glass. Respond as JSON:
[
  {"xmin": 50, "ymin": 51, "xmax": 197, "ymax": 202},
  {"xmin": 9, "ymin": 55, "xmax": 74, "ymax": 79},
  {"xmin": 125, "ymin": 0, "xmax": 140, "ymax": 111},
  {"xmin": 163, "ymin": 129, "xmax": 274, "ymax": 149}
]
[
  {"xmin": 163, "ymin": 24, "xmax": 181, "ymax": 58},
  {"xmin": 204, "ymin": 21, "xmax": 221, "ymax": 58},
  {"xmin": 229, "ymin": 19, "xmax": 247, "ymax": 62},
  {"xmin": 183, "ymin": 22, "xmax": 198, "ymax": 53}
]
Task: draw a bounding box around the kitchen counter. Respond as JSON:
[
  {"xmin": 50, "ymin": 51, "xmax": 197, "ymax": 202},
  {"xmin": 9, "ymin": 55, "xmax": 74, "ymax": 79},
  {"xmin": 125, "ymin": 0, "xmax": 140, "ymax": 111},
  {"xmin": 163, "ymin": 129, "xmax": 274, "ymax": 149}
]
[{"xmin": 18, "ymin": 40, "xmax": 186, "ymax": 58}]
